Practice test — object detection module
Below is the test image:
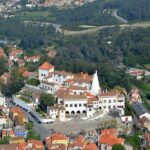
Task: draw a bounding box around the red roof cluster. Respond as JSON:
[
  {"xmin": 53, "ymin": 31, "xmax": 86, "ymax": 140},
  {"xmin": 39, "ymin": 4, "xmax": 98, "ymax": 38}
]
[{"xmin": 99, "ymin": 128, "xmax": 124, "ymax": 146}]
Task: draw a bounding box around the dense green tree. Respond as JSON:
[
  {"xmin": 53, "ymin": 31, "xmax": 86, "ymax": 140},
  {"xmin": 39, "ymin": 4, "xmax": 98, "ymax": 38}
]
[
  {"xmin": 112, "ymin": 144, "xmax": 125, "ymax": 150},
  {"xmin": 0, "ymin": 58, "xmax": 8, "ymax": 76},
  {"xmin": 1, "ymin": 69, "xmax": 24, "ymax": 97},
  {"xmin": 39, "ymin": 93, "xmax": 56, "ymax": 111}
]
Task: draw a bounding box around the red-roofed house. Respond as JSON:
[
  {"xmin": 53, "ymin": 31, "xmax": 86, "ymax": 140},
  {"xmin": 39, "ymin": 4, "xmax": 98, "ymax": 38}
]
[
  {"xmin": 39, "ymin": 62, "xmax": 54, "ymax": 81},
  {"xmin": 2, "ymin": 129, "xmax": 15, "ymax": 138},
  {"xmin": 70, "ymin": 135, "xmax": 85, "ymax": 149},
  {"xmin": 28, "ymin": 140, "xmax": 44, "ymax": 149},
  {"xmin": 83, "ymin": 142, "xmax": 98, "ymax": 150},
  {"xmin": 45, "ymin": 133, "xmax": 69, "ymax": 150},
  {"xmin": 24, "ymin": 55, "xmax": 41, "ymax": 62},
  {"xmin": 99, "ymin": 128, "xmax": 124, "ymax": 150},
  {"xmin": 9, "ymin": 49, "xmax": 23, "ymax": 61}
]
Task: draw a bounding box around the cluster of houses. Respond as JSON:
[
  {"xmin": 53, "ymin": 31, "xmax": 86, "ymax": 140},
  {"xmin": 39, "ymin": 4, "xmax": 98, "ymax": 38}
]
[
  {"xmin": 0, "ymin": 128, "xmax": 134, "ymax": 150},
  {"xmin": 44, "ymin": 128, "xmax": 133, "ymax": 150},
  {"xmin": 126, "ymin": 67, "xmax": 150, "ymax": 80},
  {"xmin": 0, "ymin": 0, "xmax": 21, "ymax": 18},
  {"xmin": 38, "ymin": 62, "xmax": 125, "ymax": 121},
  {"xmin": 26, "ymin": 0, "xmax": 94, "ymax": 8},
  {"xmin": 0, "ymin": 46, "xmax": 57, "ymax": 84},
  {"xmin": 0, "ymin": 92, "xmax": 45, "ymax": 150}
]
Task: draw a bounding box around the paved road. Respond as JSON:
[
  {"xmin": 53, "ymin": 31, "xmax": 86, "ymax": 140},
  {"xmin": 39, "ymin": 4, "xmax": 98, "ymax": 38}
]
[
  {"xmin": 64, "ymin": 21, "xmax": 150, "ymax": 36},
  {"xmin": 112, "ymin": 10, "xmax": 128, "ymax": 24}
]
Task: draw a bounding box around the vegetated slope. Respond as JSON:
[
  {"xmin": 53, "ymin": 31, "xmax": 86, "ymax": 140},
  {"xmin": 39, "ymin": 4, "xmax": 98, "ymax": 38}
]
[
  {"xmin": 52, "ymin": 27, "xmax": 150, "ymax": 70},
  {"xmin": 50, "ymin": 0, "xmax": 150, "ymax": 27}
]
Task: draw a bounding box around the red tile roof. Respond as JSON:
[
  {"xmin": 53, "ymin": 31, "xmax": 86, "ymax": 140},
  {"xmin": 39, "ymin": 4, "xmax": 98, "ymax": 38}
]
[
  {"xmin": 39, "ymin": 62, "xmax": 54, "ymax": 70},
  {"xmin": 99, "ymin": 128, "xmax": 124, "ymax": 146},
  {"xmin": 28, "ymin": 139, "xmax": 44, "ymax": 149},
  {"xmin": 22, "ymin": 71, "xmax": 36, "ymax": 78},
  {"xmin": 73, "ymin": 135, "xmax": 85, "ymax": 147},
  {"xmin": 83, "ymin": 142, "xmax": 98, "ymax": 150},
  {"xmin": 51, "ymin": 133, "xmax": 68, "ymax": 141}
]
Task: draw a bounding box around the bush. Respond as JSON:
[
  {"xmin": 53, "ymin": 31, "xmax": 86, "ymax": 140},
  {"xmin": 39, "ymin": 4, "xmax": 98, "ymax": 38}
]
[{"xmin": 26, "ymin": 79, "xmax": 40, "ymax": 86}]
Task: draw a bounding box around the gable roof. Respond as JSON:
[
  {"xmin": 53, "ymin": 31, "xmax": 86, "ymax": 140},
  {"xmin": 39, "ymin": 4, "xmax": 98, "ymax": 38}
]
[
  {"xmin": 99, "ymin": 128, "xmax": 124, "ymax": 146},
  {"xmin": 39, "ymin": 62, "xmax": 54, "ymax": 70}
]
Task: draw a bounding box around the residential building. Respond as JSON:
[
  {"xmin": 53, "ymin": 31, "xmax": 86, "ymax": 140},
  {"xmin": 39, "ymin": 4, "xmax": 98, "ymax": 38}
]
[
  {"xmin": 98, "ymin": 90, "xmax": 125, "ymax": 115},
  {"xmin": 28, "ymin": 140, "xmax": 44, "ymax": 149},
  {"xmin": 9, "ymin": 49, "xmax": 23, "ymax": 61},
  {"xmin": 24, "ymin": 55, "xmax": 40, "ymax": 62},
  {"xmin": 10, "ymin": 107, "xmax": 28, "ymax": 125},
  {"xmin": 99, "ymin": 128, "xmax": 124, "ymax": 150},
  {"xmin": 45, "ymin": 132, "xmax": 69, "ymax": 149},
  {"xmin": 83, "ymin": 142, "xmax": 98, "ymax": 150},
  {"xmin": 9, "ymin": 137, "xmax": 25, "ymax": 144},
  {"xmin": 47, "ymin": 105, "xmax": 66, "ymax": 121},
  {"xmin": 38, "ymin": 62, "xmax": 54, "ymax": 81},
  {"xmin": 2, "ymin": 129, "xmax": 15, "ymax": 138}
]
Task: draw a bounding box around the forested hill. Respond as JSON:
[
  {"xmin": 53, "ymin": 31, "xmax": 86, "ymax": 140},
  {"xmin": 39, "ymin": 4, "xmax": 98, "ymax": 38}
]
[{"xmin": 50, "ymin": 0, "xmax": 150, "ymax": 26}]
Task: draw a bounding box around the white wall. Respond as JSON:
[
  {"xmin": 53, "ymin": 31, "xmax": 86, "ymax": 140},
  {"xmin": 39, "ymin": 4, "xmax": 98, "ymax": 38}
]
[{"xmin": 63, "ymin": 100, "xmax": 87, "ymax": 114}]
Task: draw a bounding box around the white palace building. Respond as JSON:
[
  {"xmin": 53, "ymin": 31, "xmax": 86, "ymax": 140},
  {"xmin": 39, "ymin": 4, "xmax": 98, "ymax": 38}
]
[{"xmin": 38, "ymin": 62, "xmax": 125, "ymax": 121}]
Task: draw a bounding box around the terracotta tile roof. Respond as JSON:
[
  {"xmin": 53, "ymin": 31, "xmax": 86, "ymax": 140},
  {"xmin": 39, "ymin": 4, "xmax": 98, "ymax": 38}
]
[
  {"xmin": 39, "ymin": 62, "xmax": 54, "ymax": 70},
  {"xmin": 73, "ymin": 75, "xmax": 92, "ymax": 84},
  {"xmin": 24, "ymin": 55, "xmax": 40, "ymax": 61},
  {"xmin": 47, "ymin": 144, "xmax": 66, "ymax": 150},
  {"xmin": 99, "ymin": 91, "xmax": 119, "ymax": 97},
  {"xmin": 18, "ymin": 143, "xmax": 28, "ymax": 150},
  {"xmin": 28, "ymin": 139, "xmax": 44, "ymax": 148},
  {"xmin": 61, "ymin": 94, "xmax": 87, "ymax": 101},
  {"xmin": 10, "ymin": 107, "xmax": 24, "ymax": 114},
  {"xmin": 46, "ymin": 133, "xmax": 68, "ymax": 143},
  {"xmin": 65, "ymin": 79, "xmax": 74, "ymax": 84},
  {"xmin": 55, "ymin": 88, "xmax": 69, "ymax": 97},
  {"xmin": 73, "ymin": 135, "xmax": 85, "ymax": 147},
  {"xmin": 83, "ymin": 142, "xmax": 98, "ymax": 150},
  {"xmin": 9, "ymin": 50, "xmax": 23, "ymax": 56},
  {"xmin": 99, "ymin": 128, "xmax": 124, "ymax": 146},
  {"xmin": 53, "ymin": 71, "xmax": 73, "ymax": 77},
  {"xmin": 69, "ymin": 85, "xmax": 87, "ymax": 91},
  {"xmin": 88, "ymin": 96, "xmax": 98, "ymax": 102},
  {"xmin": 51, "ymin": 133, "xmax": 68, "ymax": 141},
  {"xmin": 23, "ymin": 71, "xmax": 36, "ymax": 78},
  {"xmin": 49, "ymin": 105, "xmax": 65, "ymax": 111}
]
